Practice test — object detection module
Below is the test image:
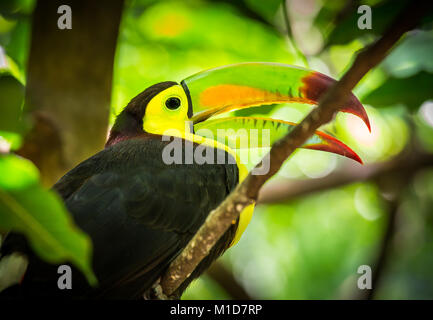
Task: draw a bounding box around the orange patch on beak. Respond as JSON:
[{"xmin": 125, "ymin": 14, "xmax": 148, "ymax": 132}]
[{"xmin": 200, "ymin": 84, "xmax": 315, "ymax": 109}]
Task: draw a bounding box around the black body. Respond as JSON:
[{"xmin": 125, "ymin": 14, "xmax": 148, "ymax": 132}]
[{"xmin": 1, "ymin": 135, "xmax": 239, "ymax": 299}]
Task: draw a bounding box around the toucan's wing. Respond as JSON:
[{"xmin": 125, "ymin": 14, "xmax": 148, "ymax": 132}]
[{"xmin": 3, "ymin": 138, "xmax": 239, "ymax": 299}]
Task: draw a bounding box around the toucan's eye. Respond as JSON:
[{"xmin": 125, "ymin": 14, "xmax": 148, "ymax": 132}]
[{"xmin": 165, "ymin": 97, "xmax": 181, "ymax": 110}]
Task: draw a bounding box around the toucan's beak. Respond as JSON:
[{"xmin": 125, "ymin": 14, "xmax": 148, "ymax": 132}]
[
  {"xmin": 181, "ymin": 62, "xmax": 370, "ymax": 164},
  {"xmin": 182, "ymin": 62, "xmax": 370, "ymax": 131}
]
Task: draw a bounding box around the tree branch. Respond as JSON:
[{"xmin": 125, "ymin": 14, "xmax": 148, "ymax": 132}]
[
  {"xmin": 348, "ymin": 155, "xmax": 416, "ymax": 300},
  {"xmin": 365, "ymin": 195, "xmax": 399, "ymax": 300},
  {"xmin": 206, "ymin": 262, "xmax": 252, "ymax": 300},
  {"xmin": 258, "ymin": 147, "xmax": 433, "ymax": 204},
  {"xmin": 159, "ymin": 1, "xmax": 432, "ymax": 297}
]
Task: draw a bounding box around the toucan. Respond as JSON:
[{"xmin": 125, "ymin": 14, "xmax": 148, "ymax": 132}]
[{"xmin": 0, "ymin": 63, "xmax": 370, "ymax": 299}]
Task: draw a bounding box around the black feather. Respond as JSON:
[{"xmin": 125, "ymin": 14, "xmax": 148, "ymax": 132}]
[{"xmin": 1, "ymin": 136, "xmax": 239, "ymax": 299}]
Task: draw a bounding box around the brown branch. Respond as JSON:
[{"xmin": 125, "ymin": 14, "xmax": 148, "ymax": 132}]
[
  {"xmin": 360, "ymin": 136, "xmax": 427, "ymax": 300},
  {"xmin": 258, "ymin": 147, "xmax": 433, "ymax": 204},
  {"xmin": 159, "ymin": 1, "xmax": 432, "ymax": 297},
  {"xmin": 348, "ymin": 159, "xmax": 415, "ymax": 300},
  {"xmin": 365, "ymin": 196, "xmax": 399, "ymax": 300},
  {"xmin": 341, "ymin": 189, "xmax": 400, "ymax": 300},
  {"xmin": 206, "ymin": 262, "xmax": 251, "ymax": 300}
]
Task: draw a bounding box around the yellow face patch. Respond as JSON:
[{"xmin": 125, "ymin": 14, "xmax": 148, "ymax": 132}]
[
  {"xmin": 142, "ymin": 85, "xmax": 190, "ymax": 135},
  {"xmin": 142, "ymin": 83, "xmax": 254, "ymax": 248}
]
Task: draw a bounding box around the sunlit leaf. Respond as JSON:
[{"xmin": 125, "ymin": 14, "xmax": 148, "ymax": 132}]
[{"xmin": 0, "ymin": 155, "xmax": 38, "ymax": 190}]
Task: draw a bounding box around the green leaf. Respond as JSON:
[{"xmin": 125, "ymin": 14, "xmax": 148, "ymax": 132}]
[
  {"xmin": 0, "ymin": 18, "xmax": 31, "ymax": 72},
  {"xmin": 0, "ymin": 154, "xmax": 97, "ymax": 286},
  {"xmin": 382, "ymin": 30, "xmax": 433, "ymax": 77},
  {"xmin": 0, "ymin": 155, "xmax": 38, "ymax": 190},
  {"xmin": 0, "ymin": 73, "xmax": 25, "ymax": 133},
  {"xmin": 363, "ymin": 71, "xmax": 433, "ymax": 111},
  {"xmin": 0, "ymin": 130, "xmax": 22, "ymax": 151}
]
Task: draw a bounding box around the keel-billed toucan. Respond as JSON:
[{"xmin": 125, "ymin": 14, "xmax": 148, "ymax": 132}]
[{"xmin": 0, "ymin": 63, "xmax": 370, "ymax": 299}]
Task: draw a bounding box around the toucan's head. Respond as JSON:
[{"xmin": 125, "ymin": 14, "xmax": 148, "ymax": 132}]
[
  {"xmin": 107, "ymin": 62, "xmax": 370, "ymax": 163},
  {"xmin": 107, "ymin": 81, "xmax": 188, "ymax": 143}
]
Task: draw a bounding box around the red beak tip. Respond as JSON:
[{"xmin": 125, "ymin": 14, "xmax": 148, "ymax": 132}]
[
  {"xmin": 345, "ymin": 147, "xmax": 364, "ymax": 165},
  {"xmin": 352, "ymin": 153, "xmax": 364, "ymax": 165},
  {"xmin": 364, "ymin": 117, "xmax": 372, "ymax": 133},
  {"xmin": 307, "ymin": 131, "xmax": 364, "ymax": 165},
  {"xmin": 355, "ymin": 101, "xmax": 371, "ymax": 133}
]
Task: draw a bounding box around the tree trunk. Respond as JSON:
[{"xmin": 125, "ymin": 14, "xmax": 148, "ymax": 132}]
[{"xmin": 18, "ymin": 0, "xmax": 124, "ymax": 186}]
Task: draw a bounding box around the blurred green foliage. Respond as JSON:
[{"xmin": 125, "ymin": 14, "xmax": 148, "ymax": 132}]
[
  {"xmin": 0, "ymin": 73, "xmax": 25, "ymax": 134},
  {"xmin": 0, "ymin": 0, "xmax": 96, "ymax": 286},
  {"xmin": 375, "ymin": 169, "xmax": 433, "ymax": 299},
  {"xmin": 0, "ymin": 155, "xmax": 97, "ymax": 285},
  {"xmin": 364, "ymin": 71, "xmax": 433, "ymax": 111},
  {"xmin": 111, "ymin": 0, "xmax": 305, "ymax": 120},
  {"xmin": 0, "ymin": 0, "xmax": 432, "ymax": 299},
  {"xmin": 324, "ymin": 0, "xmax": 408, "ymax": 46}
]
